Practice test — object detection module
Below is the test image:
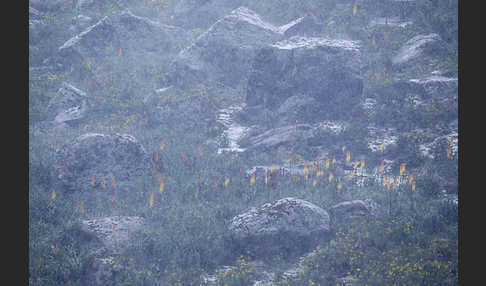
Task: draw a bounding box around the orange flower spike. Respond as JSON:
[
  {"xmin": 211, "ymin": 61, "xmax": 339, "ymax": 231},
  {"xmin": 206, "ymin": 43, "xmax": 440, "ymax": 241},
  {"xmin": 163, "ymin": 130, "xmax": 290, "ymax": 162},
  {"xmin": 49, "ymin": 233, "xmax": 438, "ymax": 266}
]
[
  {"xmin": 313, "ymin": 178, "xmax": 317, "ymax": 187},
  {"xmin": 411, "ymin": 181, "xmax": 416, "ymax": 191},
  {"xmin": 325, "ymin": 158, "xmax": 330, "ymax": 169},
  {"xmin": 353, "ymin": 160, "xmax": 359, "ymax": 169},
  {"xmin": 332, "ymin": 158, "xmax": 336, "ymax": 166},
  {"xmin": 346, "ymin": 151, "xmax": 351, "ymax": 163},
  {"xmin": 51, "ymin": 189, "xmax": 56, "ymax": 200},
  {"xmin": 337, "ymin": 181, "xmax": 342, "ymax": 190},
  {"xmin": 159, "ymin": 177, "xmax": 164, "ymax": 193},
  {"xmin": 250, "ymin": 173, "xmax": 256, "ymax": 186},
  {"xmin": 224, "ymin": 176, "xmax": 230, "ymax": 187},
  {"xmin": 408, "ymin": 174, "xmax": 414, "ymax": 184},
  {"xmin": 400, "ymin": 163, "xmax": 406, "ymax": 176},
  {"xmin": 353, "ymin": 2, "xmax": 358, "ymax": 15},
  {"xmin": 393, "ymin": 176, "xmax": 397, "ymax": 190},
  {"xmin": 380, "ymin": 141, "xmax": 385, "ymax": 152},
  {"xmin": 160, "ymin": 138, "xmax": 165, "ymax": 151},
  {"xmin": 329, "ymin": 172, "xmax": 333, "ymax": 183},
  {"xmin": 360, "ymin": 159, "xmax": 365, "ymax": 171},
  {"xmin": 447, "ymin": 146, "xmax": 451, "ymax": 159},
  {"xmin": 149, "ymin": 192, "xmax": 154, "ymax": 208},
  {"xmin": 380, "ymin": 160, "xmax": 385, "ymax": 173},
  {"xmin": 303, "ymin": 162, "xmax": 309, "ymax": 180},
  {"xmin": 342, "ymin": 146, "xmax": 346, "ymax": 153}
]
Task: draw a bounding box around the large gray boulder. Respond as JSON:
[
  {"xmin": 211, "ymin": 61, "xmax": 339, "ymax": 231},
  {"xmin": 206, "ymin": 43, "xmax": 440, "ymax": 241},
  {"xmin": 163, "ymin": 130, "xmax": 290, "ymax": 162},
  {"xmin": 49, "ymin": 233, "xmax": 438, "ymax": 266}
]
[
  {"xmin": 54, "ymin": 133, "xmax": 152, "ymax": 192},
  {"xmin": 79, "ymin": 216, "xmax": 146, "ymax": 254},
  {"xmin": 246, "ymin": 36, "xmax": 363, "ymax": 121},
  {"xmin": 79, "ymin": 216, "xmax": 146, "ymax": 286},
  {"xmin": 168, "ymin": 7, "xmax": 283, "ymax": 90},
  {"xmin": 391, "ymin": 33, "xmax": 450, "ymax": 74},
  {"xmin": 58, "ymin": 9, "xmax": 187, "ymax": 68},
  {"xmin": 45, "ymin": 82, "xmax": 89, "ymax": 125},
  {"xmin": 328, "ymin": 199, "xmax": 378, "ymax": 223},
  {"xmin": 240, "ymin": 124, "xmax": 314, "ymax": 152},
  {"xmin": 228, "ymin": 197, "xmax": 331, "ymax": 257}
]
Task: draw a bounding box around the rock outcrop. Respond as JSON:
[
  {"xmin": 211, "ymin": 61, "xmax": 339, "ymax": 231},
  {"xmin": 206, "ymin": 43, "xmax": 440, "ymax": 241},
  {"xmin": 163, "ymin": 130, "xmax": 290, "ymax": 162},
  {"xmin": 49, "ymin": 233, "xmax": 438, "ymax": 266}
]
[
  {"xmin": 228, "ymin": 197, "xmax": 331, "ymax": 257},
  {"xmin": 391, "ymin": 33, "xmax": 450, "ymax": 74},
  {"xmin": 246, "ymin": 36, "xmax": 363, "ymax": 121},
  {"xmin": 328, "ymin": 199, "xmax": 378, "ymax": 223},
  {"xmin": 46, "ymin": 82, "xmax": 89, "ymax": 125},
  {"xmin": 79, "ymin": 216, "xmax": 146, "ymax": 286},
  {"xmin": 58, "ymin": 9, "xmax": 187, "ymax": 68},
  {"xmin": 54, "ymin": 133, "xmax": 152, "ymax": 192},
  {"xmin": 168, "ymin": 7, "xmax": 283, "ymax": 90}
]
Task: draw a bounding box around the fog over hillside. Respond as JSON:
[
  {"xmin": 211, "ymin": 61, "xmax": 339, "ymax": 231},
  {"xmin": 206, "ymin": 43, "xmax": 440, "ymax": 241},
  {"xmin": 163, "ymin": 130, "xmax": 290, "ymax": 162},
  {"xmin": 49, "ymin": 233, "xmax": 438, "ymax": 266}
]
[{"xmin": 29, "ymin": 1, "xmax": 458, "ymax": 285}]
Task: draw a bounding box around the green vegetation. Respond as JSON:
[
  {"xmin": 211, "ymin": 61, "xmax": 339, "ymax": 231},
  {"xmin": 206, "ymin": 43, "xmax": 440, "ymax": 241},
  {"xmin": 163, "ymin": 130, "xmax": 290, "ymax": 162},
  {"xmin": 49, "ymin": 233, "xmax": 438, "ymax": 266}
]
[
  {"xmin": 29, "ymin": 0, "xmax": 457, "ymax": 285},
  {"xmin": 29, "ymin": 119, "xmax": 458, "ymax": 284}
]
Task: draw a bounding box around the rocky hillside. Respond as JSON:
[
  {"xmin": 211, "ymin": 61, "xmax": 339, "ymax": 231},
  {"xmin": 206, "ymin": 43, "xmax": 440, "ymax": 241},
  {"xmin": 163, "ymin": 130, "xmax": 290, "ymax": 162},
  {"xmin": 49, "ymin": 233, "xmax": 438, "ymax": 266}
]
[{"xmin": 29, "ymin": 0, "xmax": 458, "ymax": 285}]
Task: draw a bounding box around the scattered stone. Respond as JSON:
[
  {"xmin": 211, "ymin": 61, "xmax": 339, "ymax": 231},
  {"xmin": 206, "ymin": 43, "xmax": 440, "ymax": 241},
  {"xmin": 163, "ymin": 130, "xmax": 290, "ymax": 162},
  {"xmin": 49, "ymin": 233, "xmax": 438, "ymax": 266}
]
[
  {"xmin": 54, "ymin": 133, "xmax": 152, "ymax": 192},
  {"xmin": 228, "ymin": 197, "xmax": 331, "ymax": 257}
]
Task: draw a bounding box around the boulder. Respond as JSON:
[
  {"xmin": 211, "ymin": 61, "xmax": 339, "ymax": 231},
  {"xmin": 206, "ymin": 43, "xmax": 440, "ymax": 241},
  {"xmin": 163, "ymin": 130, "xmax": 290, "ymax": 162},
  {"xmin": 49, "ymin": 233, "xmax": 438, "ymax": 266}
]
[
  {"xmin": 239, "ymin": 124, "xmax": 314, "ymax": 152},
  {"xmin": 391, "ymin": 34, "xmax": 450, "ymax": 74},
  {"xmin": 168, "ymin": 7, "xmax": 283, "ymax": 90},
  {"xmin": 170, "ymin": 0, "xmax": 242, "ymax": 29},
  {"xmin": 281, "ymin": 14, "xmax": 323, "ymax": 38},
  {"xmin": 228, "ymin": 197, "xmax": 331, "ymax": 257},
  {"xmin": 58, "ymin": 9, "xmax": 187, "ymax": 69},
  {"xmin": 407, "ymin": 74, "xmax": 458, "ymax": 102},
  {"xmin": 79, "ymin": 216, "xmax": 146, "ymax": 253},
  {"xmin": 328, "ymin": 199, "xmax": 378, "ymax": 223},
  {"xmin": 79, "ymin": 216, "xmax": 146, "ymax": 286},
  {"xmin": 144, "ymin": 83, "xmax": 232, "ymax": 132},
  {"xmin": 70, "ymin": 14, "xmax": 94, "ymax": 34},
  {"xmin": 54, "ymin": 133, "xmax": 152, "ymax": 192},
  {"xmin": 29, "ymin": 0, "xmax": 64, "ymax": 12},
  {"xmin": 46, "ymin": 82, "xmax": 89, "ymax": 125},
  {"xmin": 246, "ymin": 36, "xmax": 363, "ymax": 121}
]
